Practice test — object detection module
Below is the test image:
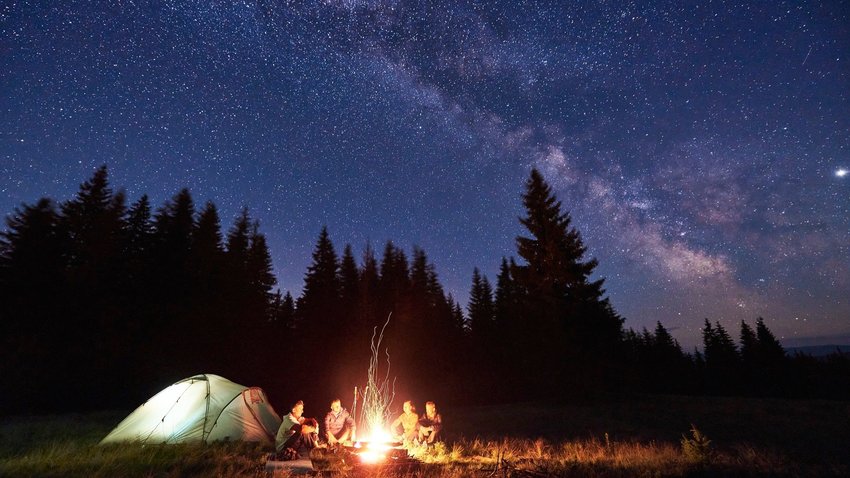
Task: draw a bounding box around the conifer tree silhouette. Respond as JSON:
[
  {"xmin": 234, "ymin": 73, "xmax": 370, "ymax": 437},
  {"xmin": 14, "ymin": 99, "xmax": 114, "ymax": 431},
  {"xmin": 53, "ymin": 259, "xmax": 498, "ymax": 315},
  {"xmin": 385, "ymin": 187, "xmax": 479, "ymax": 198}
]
[
  {"xmin": 59, "ymin": 166, "xmax": 130, "ymax": 407},
  {"xmin": 0, "ymin": 198, "xmax": 63, "ymax": 413},
  {"xmin": 511, "ymin": 168, "xmax": 623, "ymax": 396}
]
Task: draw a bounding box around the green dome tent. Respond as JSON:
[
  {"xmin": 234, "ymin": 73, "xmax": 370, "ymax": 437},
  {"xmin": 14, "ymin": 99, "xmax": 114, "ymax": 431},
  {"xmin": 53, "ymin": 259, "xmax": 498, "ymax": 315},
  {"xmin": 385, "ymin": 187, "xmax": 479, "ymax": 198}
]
[{"xmin": 101, "ymin": 374, "xmax": 281, "ymax": 444}]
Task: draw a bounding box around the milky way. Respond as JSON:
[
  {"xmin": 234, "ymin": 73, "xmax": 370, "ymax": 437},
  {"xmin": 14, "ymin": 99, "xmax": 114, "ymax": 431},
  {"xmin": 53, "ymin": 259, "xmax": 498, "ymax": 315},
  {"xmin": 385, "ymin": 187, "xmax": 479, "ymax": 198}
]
[{"xmin": 2, "ymin": 1, "xmax": 848, "ymax": 348}]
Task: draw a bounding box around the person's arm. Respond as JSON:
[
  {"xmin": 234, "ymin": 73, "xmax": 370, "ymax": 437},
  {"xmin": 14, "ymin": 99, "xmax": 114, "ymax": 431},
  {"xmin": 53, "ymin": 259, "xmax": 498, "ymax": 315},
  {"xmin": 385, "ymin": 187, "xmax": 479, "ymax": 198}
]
[
  {"xmin": 391, "ymin": 415, "xmax": 403, "ymax": 435},
  {"xmin": 418, "ymin": 414, "xmax": 432, "ymax": 432},
  {"xmin": 341, "ymin": 411, "xmax": 355, "ymax": 441},
  {"xmin": 307, "ymin": 430, "xmax": 319, "ymax": 449},
  {"xmin": 324, "ymin": 413, "xmax": 335, "ymax": 442},
  {"xmin": 433, "ymin": 413, "xmax": 442, "ymax": 434}
]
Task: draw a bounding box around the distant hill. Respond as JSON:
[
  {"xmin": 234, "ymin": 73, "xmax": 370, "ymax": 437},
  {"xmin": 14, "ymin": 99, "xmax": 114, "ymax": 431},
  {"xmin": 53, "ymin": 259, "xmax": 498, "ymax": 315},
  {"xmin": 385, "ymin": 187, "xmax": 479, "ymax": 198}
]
[{"xmin": 785, "ymin": 345, "xmax": 850, "ymax": 357}]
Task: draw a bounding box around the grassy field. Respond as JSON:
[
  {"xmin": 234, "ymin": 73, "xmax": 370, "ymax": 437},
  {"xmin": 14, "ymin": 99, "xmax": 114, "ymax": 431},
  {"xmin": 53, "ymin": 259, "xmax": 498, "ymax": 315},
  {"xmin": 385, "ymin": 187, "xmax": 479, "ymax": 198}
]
[{"xmin": 1, "ymin": 394, "xmax": 847, "ymax": 477}]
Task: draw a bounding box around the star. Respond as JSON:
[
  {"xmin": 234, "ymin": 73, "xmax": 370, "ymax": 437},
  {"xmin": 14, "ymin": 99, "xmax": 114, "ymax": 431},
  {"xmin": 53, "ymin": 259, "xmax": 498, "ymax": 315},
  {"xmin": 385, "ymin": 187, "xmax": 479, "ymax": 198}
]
[{"xmin": 836, "ymin": 169, "xmax": 848, "ymax": 178}]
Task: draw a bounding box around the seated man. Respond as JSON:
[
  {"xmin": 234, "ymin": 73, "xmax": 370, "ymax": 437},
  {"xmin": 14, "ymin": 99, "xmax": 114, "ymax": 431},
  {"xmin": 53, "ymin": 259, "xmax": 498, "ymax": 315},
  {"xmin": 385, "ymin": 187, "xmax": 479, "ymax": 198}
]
[
  {"xmin": 390, "ymin": 400, "xmax": 419, "ymax": 443},
  {"xmin": 275, "ymin": 400, "xmax": 306, "ymax": 453},
  {"xmin": 277, "ymin": 418, "xmax": 320, "ymax": 461},
  {"xmin": 324, "ymin": 398, "xmax": 356, "ymax": 446},
  {"xmin": 417, "ymin": 401, "xmax": 443, "ymax": 444}
]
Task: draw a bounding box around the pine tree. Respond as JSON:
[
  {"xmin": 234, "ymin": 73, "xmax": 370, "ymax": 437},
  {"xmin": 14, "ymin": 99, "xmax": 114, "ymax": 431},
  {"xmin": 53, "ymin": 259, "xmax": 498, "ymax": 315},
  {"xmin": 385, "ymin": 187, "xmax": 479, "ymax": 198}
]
[
  {"xmin": 125, "ymin": 195, "xmax": 154, "ymax": 274},
  {"xmin": 408, "ymin": 247, "xmax": 434, "ymax": 348},
  {"xmin": 703, "ymin": 319, "xmax": 741, "ymax": 393},
  {"xmin": 223, "ymin": 208, "xmax": 252, "ymax": 320},
  {"xmin": 276, "ymin": 291, "xmax": 296, "ymax": 329},
  {"xmin": 155, "ymin": 188, "xmax": 195, "ymax": 262},
  {"xmin": 511, "ymin": 168, "xmax": 623, "ymax": 396},
  {"xmin": 753, "ymin": 317, "xmax": 787, "ymax": 395},
  {"xmin": 450, "ymin": 297, "xmax": 467, "ymax": 333},
  {"xmin": 379, "ymin": 241, "xmax": 410, "ymax": 320},
  {"xmin": 339, "ymin": 244, "xmax": 360, "ymax": 337},
  {"xmin": 739, "ymin": 320, "xmax": 758, "ymax": 367},
  {"xmin": 190, "ymin": 201, "xmax": 225, "ymax": 296},
  {"xmin": 468, "ymin": 268, "xmax": 495, "ymax": 340},
  {"xmin": 0, "ymin": 198, "xmax": 64, "ymax": 413},
  {"xmin": 755, "ymin": 317, "xmax": 786, "ymax": 364},
  {"xmin": 58, "ymin": 166, "xmax": 132, "ymax": 407},
  {"xmin": 357, "ymin": 242, "xmax": 380, "ymax": 334},
  {"xmin": 494, "ymin": 257, "xmax": 517, "ymax": 329},
  {"xmin": 193, "ymin": 202, "xmax": 224, "ymax": 260},
  {"xmin": 646, "ymin": 322, "xmax": 691, "ymax": 393},
  {"xmin": 152, "ymin": 188, "xmax": 195, "ymax": 310},
  {"xmin": 121, "ymin": 194, "xmax": 158, "ymax": 388},
  {"xmin": 247, "ymin": 222, "xmax": 276, "ymax": 314},
  {"xmin": 226, "ymin": 208, "xmax": 251, "ymax": 270},
  {"xmin": 297, "ymin": 227, "xmax": 340, "ymax": 334}
]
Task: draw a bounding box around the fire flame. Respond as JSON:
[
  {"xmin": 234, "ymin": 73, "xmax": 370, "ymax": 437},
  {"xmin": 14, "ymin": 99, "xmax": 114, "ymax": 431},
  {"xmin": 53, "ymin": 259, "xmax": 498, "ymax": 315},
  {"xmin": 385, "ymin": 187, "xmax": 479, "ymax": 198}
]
[
  {"xmin": 348, "ymin": 316, "xmax": 402, "ymax": 465},
  {"xmin": 356, "ymin": 316, "xmax": 395, "ymax": 443}
]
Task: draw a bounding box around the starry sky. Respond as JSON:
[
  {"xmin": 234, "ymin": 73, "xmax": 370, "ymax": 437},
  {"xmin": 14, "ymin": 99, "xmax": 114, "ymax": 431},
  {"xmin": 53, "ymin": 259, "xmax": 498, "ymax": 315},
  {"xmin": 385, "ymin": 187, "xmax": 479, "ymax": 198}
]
[{"xmin": 2, "ymin": 1, "xmax": 848, "ymax": 349}]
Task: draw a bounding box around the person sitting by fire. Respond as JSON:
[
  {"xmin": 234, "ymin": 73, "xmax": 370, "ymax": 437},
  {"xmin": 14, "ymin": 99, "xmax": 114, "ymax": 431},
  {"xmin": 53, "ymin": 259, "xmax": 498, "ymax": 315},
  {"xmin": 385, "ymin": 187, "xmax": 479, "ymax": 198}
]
[
  {"xmin": 324, "ymin": 398, "xmax": 356, "ymax": 447},
  {"xmin": 275, "ymin": 400, "xmax": 307, "ymax": 453},
  {"xmin": 390, "ymin": 400, "xmax": 419, "ymax": 443},
  {"xmin": 277, "ymin": 417, "xmax": 321, "ymax": 461},
  {"xmin": 417, "ymin": 400, "xmax": 443, "ymax": 444}
]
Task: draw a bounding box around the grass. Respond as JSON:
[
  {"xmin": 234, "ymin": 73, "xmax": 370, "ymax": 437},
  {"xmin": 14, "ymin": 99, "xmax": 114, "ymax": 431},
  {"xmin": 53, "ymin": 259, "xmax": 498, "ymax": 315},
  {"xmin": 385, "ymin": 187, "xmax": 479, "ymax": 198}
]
[{"xmin": 1, "ymin": 394, "xmax": 848, "ymax": 477}]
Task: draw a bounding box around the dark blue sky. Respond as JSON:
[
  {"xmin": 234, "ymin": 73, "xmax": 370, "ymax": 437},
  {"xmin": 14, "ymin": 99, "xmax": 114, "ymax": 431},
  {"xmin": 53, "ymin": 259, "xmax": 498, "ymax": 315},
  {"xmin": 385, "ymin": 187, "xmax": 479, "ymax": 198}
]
[{"xmin": 2, "ymin": 1, "xmax": 848, "ymax": 348}]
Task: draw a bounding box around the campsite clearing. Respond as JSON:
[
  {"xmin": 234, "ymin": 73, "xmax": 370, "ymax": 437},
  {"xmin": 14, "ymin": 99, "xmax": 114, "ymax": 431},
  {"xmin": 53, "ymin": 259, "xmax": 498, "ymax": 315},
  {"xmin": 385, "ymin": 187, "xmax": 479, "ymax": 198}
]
[{"xmin": 1, "ymin": 394, "xmax": 848, "ymax": 477}]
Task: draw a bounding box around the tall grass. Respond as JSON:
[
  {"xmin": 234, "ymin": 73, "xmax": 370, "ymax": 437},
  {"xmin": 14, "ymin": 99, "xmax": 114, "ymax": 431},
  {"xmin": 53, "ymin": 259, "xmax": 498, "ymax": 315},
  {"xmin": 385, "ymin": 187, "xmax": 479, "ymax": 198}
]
[{"xmin": 2, "ymin": 395, "xmax": 848, "ymax": 477}]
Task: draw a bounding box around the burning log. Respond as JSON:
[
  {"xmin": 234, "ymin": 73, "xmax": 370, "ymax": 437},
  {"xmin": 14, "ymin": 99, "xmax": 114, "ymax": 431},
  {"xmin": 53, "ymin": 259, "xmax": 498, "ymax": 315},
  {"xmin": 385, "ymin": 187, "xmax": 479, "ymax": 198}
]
[{"xmin": 309, "ymin": 442, "xmax": 419, "ymax": 472}]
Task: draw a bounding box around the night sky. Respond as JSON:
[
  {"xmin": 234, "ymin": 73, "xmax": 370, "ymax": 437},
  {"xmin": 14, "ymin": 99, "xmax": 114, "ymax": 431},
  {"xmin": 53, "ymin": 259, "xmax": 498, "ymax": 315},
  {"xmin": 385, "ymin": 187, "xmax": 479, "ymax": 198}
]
[{"xmin": 2, "ymin": 1, "xmax": 848, "ymax": 349}]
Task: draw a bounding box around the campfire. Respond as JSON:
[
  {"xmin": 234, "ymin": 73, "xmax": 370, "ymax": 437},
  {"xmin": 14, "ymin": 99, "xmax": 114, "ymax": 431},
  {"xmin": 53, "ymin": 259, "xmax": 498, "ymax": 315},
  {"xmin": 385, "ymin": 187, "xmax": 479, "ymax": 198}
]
[
  {"xmin": 348, "ymin": 437, "xmax": 408, "ymax": 465},
  {"xmin": 311, "ymin": 316, "xmax": 419, "ymax": 471}
]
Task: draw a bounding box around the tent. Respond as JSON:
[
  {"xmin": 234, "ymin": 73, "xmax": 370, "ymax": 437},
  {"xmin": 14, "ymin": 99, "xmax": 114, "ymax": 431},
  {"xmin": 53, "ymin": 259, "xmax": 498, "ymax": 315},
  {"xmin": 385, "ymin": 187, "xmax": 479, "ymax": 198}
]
[{"xmin": 101, "ymin": 374, "xmax": 281, "ymax": 444}]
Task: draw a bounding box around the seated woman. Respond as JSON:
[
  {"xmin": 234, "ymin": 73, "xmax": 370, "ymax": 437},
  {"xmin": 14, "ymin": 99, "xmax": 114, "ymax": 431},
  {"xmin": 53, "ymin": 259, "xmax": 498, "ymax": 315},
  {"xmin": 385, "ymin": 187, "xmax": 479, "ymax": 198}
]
[{"xmin": 277, "ymin": 417, "xmax": 320, "ymax": 461}]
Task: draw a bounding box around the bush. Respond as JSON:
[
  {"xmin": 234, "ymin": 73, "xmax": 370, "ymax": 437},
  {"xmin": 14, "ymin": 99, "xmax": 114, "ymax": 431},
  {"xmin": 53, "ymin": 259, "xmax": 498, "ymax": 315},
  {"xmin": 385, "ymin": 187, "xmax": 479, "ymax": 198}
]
[{"xmin": 681, "ymin": 424, "xmax": 713, "ymax": 464}]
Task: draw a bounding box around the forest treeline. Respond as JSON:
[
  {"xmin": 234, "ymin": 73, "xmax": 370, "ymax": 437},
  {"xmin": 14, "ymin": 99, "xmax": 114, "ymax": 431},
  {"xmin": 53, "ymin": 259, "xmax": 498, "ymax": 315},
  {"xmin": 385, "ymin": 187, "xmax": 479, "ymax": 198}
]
[{"xmin": 1, "ymin": 167, "xmax": 847, "ymax": 415}]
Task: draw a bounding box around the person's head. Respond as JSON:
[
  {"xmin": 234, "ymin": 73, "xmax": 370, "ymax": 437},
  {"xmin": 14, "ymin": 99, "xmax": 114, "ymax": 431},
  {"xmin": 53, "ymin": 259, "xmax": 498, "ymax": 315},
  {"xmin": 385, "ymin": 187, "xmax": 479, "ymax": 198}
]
[
  {"xmin": 425, "ymin": 401, "xmax": 436, "ymax": 416},
  {"xmin": 292, "ymin": 400, "xmax": 304, "ymax": 418},
  {"xmin": 403, "ymin": 400, "xmax": 415, "ymax": 414},
  {"xmin": 302, "ymin": 417, "xmax": 318, "ymax": 434},
  {"xmin": 330, "ymin": 398, "xmax": 342, "ymax": 413}
]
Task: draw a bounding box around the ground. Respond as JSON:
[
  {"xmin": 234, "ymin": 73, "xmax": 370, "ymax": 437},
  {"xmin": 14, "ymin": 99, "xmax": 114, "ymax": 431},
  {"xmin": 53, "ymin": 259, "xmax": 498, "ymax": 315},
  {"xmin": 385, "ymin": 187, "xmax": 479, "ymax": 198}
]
[{"xmin": 1, "ymin": 394, "xmax": 847, "ymax": 477}]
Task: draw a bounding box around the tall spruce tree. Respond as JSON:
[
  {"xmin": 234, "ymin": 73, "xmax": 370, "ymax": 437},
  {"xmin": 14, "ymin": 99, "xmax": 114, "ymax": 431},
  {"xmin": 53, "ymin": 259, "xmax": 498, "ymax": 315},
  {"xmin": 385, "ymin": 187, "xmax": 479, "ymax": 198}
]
[
  {"xmin": 153, "ymin": 188, "xmax": 195, "ymax": 306},
  {"xmin": 223, "ymin": 208, "xmax": 252, "ymax": 324},
  {"xmin": 247, "ymin": 222, "xmax": 276, "ymax": 313},
  {"xmin": 494, "ymin": 257, "xmax": 518, "ymax": 330},
  {"xmin": 0, "ymin": 198, "xmax": 64, "ymax": 413},
  {"xmin": 379, "ymin": 241, "xmax": 410, "ymax": 320},
  {"xmin": 191, "ymin": 201, "xmax": 225, "ymax": 302},
  {"xmin": 703, "ymin": 319, "xmax": 741, "ymax": 393},
  {"xmin": 511, "ymin": 168, "xmax": 623, "ymax": 396},
  {"xmin": 59, "ymin": 166, "xmax": 130, "ymax": 406},
  {"xmin": 468, "ymin": 268, "xmax": 495, "ymax": 342},
  {"xmin": 297, "ymin": 227, "xmax": 340, "ymax": 339},
  {"xmin": 739, "ymin": 320, "xmax": 758, "ymax": 367},
  {"xmin": 339, "ymin": 244, "xmax": 360, "ymax": 339},
  {"xmin": 755, "ymin": 317, "xmax": 786, "ymax": 364},
  {"xmin": 355, "ymin": 242, "xmax": 380, "ymax": 349}
]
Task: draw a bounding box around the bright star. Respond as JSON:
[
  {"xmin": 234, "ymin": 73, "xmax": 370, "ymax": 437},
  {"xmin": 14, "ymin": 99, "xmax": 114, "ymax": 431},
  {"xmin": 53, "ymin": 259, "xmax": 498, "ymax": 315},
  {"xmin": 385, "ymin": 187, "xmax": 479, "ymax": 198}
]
[{"xmin": 837, "ymin": 169, "xmax": 848, "ymax": 178}]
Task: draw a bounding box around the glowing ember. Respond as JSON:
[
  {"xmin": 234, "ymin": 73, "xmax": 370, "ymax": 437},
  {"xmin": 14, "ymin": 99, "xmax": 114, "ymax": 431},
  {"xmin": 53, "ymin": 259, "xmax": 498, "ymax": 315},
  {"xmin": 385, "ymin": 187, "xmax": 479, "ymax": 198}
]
[{"xmin": 348, "ymin": 439, "xmax": 408, "ymax": 466}]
